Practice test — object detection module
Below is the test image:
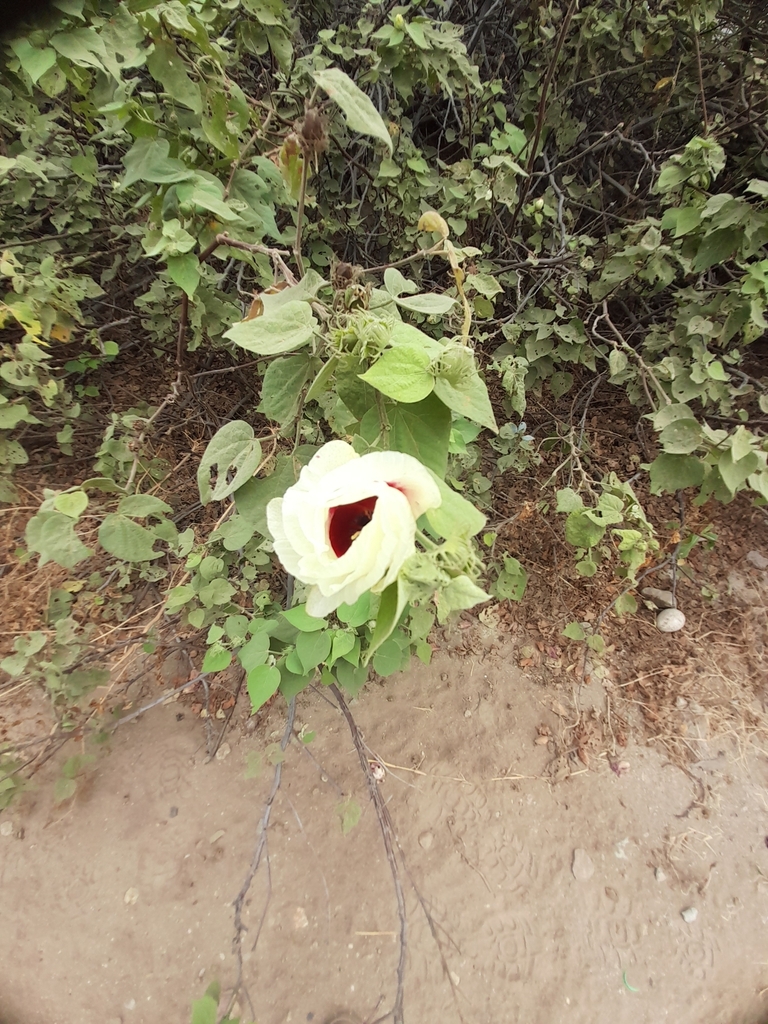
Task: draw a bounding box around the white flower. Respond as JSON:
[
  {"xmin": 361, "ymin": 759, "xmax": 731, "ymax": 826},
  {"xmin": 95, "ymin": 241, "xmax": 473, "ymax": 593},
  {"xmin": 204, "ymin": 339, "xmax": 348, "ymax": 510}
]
[{"xmin": 266, "ymin": 440, "xmax": 441, "ymax": 617}]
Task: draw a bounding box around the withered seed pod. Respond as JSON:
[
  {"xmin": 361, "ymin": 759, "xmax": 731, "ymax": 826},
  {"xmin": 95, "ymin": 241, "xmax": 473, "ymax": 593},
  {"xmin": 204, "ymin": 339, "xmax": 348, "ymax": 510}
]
[{"xmin": 299, "ymin": 108, "xmax": 328, "ymax": 158}]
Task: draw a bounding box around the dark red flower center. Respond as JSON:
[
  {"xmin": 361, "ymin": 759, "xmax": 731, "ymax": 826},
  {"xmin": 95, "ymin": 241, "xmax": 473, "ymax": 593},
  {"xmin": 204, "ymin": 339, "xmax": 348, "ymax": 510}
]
[{"xmin": 328, "ymin": 496, "xmax": 378, "ymax": 557}]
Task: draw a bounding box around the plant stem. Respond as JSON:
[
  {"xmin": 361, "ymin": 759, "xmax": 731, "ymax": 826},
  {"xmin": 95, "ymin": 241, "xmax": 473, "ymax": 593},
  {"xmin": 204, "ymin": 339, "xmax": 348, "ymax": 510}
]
[{"xmin": 293, "ymin": 154, "xmax": 309, "ymax": 279}]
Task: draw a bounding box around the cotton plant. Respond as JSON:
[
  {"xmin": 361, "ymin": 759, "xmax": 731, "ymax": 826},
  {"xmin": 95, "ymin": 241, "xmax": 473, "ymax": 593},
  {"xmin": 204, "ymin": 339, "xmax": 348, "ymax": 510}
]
[{"xmin": 185, "ymin": 195, "xmax": 497, "ymax": 708}]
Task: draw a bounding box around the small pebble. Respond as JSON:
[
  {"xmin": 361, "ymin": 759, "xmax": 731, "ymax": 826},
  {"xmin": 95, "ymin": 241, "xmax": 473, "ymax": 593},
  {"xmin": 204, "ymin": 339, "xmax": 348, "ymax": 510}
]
[
  {"xmin": 656, "ymin": 608, "xmax": 686, "ymax": 633},
  {"xmin": 655, "ymin": 867, "xmax": 667, "ymax": 883},
  {"xmin": 464, "ymin": 709, "xmax": 472, "ymax": 718},
  {"xmin": 293, "ymin": 906, "xmax": 309, "ymax": 929},
  {"xmin": 419, "ymin": 831, "xmax": 434, "ymax": 850},
  {"xmin": 746, "ymin": 550, "xmax": 768, "ymax": 570},
  {"xmin": 169, "ymin": 806, "xmax": 179, "ymax": 818},
  {"xmin": 681, "ymin": 906, "xmax": 698, "ymax": 923},
  {"xmin": 641, "ymin": 587, "xmax": 676, "ymax": 609},
  {"xmin": 209, "ymin": 829, "xmax": 225, "ymax": 844},
  {"xmin": 124, "ymin": 888, "xmax": 139, "ymax": 905},
  {"xmin": 215, "ymin": 742, "xmax": 231, "ymax": 762},
  {"xmin": 572, "ymin": 848, "xmax": 595, "ymax": 881},
  {"xmin": 0, "ymin": 821, "xmax": 13, "ymax": 837}
]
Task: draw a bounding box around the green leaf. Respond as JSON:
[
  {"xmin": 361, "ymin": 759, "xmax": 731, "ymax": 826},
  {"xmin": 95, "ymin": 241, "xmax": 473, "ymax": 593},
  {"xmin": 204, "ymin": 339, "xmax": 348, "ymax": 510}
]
[
  {"xmin": 224, "ymin": 301, "xmax": 318, "ymax": 355},
  {"xmin": 176, "ymin": 179, "xmax": 240, "ymax": 222},
  {"xmin": 718, "ymin": 449, "xmax": 759, "ymax": 494},
  {"xmin": 118, "ymin": 494, "xmax": 172, "ymax": 518},
  {"xmin": 550, "ymin": 371, "xmax": 574, "ymax": 399},
  {"xmin": 259, "ymin": 354, "xmax": 314, "ymax": 424},
  {"xmin": 658, "ymin": 418, "xmax": 702, "ymax": 455},
  {"xmin": 565, "ymin": 510, "xmax": 605, "ymax": 549},
  {"xmin": 246, "ymin": 664, "xmax": 281, "ymax": 713},
  {"xmin": 336, "ymin": 592, "xmax": 371, "ymax": 627},
  {"xmin": 0, "ymin": 404, "xmax": 40, "ymax": 429},
  {"xmin": 388, "ymin": 321, "xmax": 444, "ymax": 358},
  {"xmin": 493, "ymin": 556, "xmax": 528, "ymax": 601},
  {"xmin": 730, "ymin": 425, "xmax": 754, "ymax": 463},
  {"xmin": 50, "ymin": 27, "xmax": 107, "ymax": 70},
  {"xmin": 277, "ymin": 662, "xmax": 313, "ymax": 700},
  {"xmin": 312, "ymin": 67, "xmax": 393, "ymax": 153},
  {"xmin": 214, "ymin": 514, "xmax": 256, "ymax": 550},
  {"xmin": 54, "ymin": 777, "xmax": 77, "ymax": 803},
  {"xmin": 295, "ymin": 629, "xmax": 332, "ymax": 673},
  {"xmin": 328, "ymin": 629, "xmax": 356, "ymax": 667},
  {"xmin": 238, "ymin": 632, "xmax": 270, "ymax": 672},
  {"xmin": 146, "ymin": 38, "xmax": 202, "ymax": 114},
  {"xmin": 282, "ymin": 604, "xmax": 327, "ymax": 632},
  {"xmin": 561, "ymin": 621, "xmax": 586, "ymax": 641},
  {"xmin": 202, "ymin": 643, "xmax": 232, "ymax": 674},
  {"xmin": 25, "ymin": 511, "xmax": 91, "ymax": 569},
  {"xmin": 613, "ymin": 593, "xmax": 637, "ymax": 616},
  {"xmin": 197, "ymin": 421, "xmax": 262, "ymax": 504},
  {"xmin": 337, "ymin": 795, "xmax": 362, "ymax": 835},
  {"xmin": 364, "ymin": 580, "xmax": 407, "ymax": 664},
  {"xmin": 691, "ymin": 228, "xmax": 740, "ymax": 273},
  {"xmin": 98, "ymin": 514, "xmax": 161, "ymax": 562},
  {"xmin": 674, "ymin": 206, "xmax": 701, "ymax": 237},
  {"xmin": 390, "ymin": 393, "xmax": 451, "ymax": 476},
  {"xmin": 425, "ymin": 473, "xmax": 486, "ymax": 539},
  {"xmin": 198, "ymin": 578, "xmax": 236, "ymax": 607},
  {"xmin": 359, "ymin": 345, "xmax": 434, "ymax": 404},
  {"xmin": 167, "ymin": 253, "xmax": 200, "ymax": 299},
  {"xmin": 648, "ymin": 453, "xmax": 706, "ymax": 494},
  {"xmin": 190, "ymin": 994, "xmax": 218, "ymax": 1024},
  {"xmin": 576, "ymin": 558, "xmax": 598, "ymax": 577},
  {"xmin": 10, "ymin": 39, "xmax": 56, "ymax": 83},
  {"xmin": 372, "ymin": 638, "xmax": 404, "ymax": 677},
  {"xmin": 166, "ymin": 584, "xmax": 195, "ymax": 613},
  {"xmin": 556, "ymin": 487, "xmax": 584, "ymax": 513},
  {"xmin": 587, "ymin": 634, "xmax": 606, "ymax": 653},
  {"xmin": 433, "ymin": 349, "xmax": 497, "ymax": 432},
  {"xmin": 383, "ymin": 267, "xmax": 418, "ymax": 296},
  {"xmin": 305, "ymin": 356, "xmax": 339, "ymax": 404},
  {"xmin": 234, "ymin": 454, "xmax": 301, "ymax": 536},
  {"xmin": 394, "ymin": 292, "xmax": 456, "ymax": 315},
  {"xmin": 53, "ymin": 491, "xmax": 88, "ymax": 519},
  {"xmin": 608, "ymin": 349, "xmax": 629, "ymax": 379},
  {"xmin": 121, "ymin": 137, "xmax": 194, "ymax": 188},
  {"xmin": 435, "ymin": 575, "xmax": 490, "ymax": 623}
]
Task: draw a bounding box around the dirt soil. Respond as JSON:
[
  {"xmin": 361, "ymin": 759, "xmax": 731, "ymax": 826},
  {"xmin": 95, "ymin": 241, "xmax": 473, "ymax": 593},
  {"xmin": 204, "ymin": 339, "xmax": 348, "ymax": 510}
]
[{"xmin": 2, "ymin": 624, "xmax": 768, "ymax": 1024}]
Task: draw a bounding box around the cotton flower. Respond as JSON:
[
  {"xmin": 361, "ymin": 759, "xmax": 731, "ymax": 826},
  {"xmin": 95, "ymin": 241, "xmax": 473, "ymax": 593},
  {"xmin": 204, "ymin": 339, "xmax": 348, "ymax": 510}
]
[{"xmin": 266, "ymin": 440, "xmax": 441, "ymax": 617}]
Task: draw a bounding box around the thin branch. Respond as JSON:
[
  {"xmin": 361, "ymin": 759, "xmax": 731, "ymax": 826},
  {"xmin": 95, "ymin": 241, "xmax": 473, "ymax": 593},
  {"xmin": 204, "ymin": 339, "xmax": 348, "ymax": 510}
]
[
  {"xmin": 293, "ymin": 153, "xmax": 309, "ymax": 279},
  {"xmin": 226, "ymin": 697, "xmax": 296, "ymax": 1018},
  {"xmin": 692, "ymin": 20, "xmax": 709, "ymax": 135},
  {"xmin": 509, "ymin": 0, "xmax": 579, "ymax": 234},
  {"xmin": 329, "ymin": 683, "xmax": 407, "ymax": 1024}
]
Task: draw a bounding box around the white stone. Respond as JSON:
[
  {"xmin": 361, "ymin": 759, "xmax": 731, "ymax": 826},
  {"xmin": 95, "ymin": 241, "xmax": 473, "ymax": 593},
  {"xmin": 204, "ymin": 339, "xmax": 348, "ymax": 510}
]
[
  {"xmin": 746, "ymin": 550, "xmax": 768, "ymax": 570},
  {"xmin": 656, "ymin": 608, "xmax": 686, "ymax": 632},
  {"xmin": 572, "ymin": 848, "xmax": 595, "ymax": 881},
  {"xmin": 681, "ymin": 906, "xmax": 698, "ymax": 923}
]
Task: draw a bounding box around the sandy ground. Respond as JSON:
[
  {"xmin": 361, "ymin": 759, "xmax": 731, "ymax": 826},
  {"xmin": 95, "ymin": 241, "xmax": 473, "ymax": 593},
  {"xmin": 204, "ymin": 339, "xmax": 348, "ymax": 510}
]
[{"xmin": 1, "ymin": 644, "xmax": 767, "ymax": 1024}]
